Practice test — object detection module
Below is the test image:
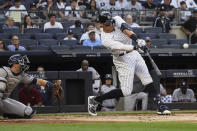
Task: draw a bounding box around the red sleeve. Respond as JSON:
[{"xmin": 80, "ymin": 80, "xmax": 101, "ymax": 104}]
[{"xmin": 33, "ymin": 88, "xmax": 42, "ymax": 103}]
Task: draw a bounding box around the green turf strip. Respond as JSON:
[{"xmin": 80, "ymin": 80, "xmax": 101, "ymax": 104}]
[{"xmin": 0, "ymin": 122, "xmax": 196, "ymax": 131}]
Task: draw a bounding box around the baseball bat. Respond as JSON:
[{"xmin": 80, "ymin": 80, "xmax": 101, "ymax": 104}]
[{"xmin": 145, "ymin": 50, "xmax": 162, "ymax": 77}]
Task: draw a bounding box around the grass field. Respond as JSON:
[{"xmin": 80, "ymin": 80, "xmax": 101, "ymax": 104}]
[{"xmin": 0, "ymin": 122, "xmax": 197, "ymax": 131}]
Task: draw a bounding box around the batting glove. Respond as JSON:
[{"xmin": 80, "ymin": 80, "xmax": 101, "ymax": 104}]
[{"xmin": 137, "ymin": 39, "xmax": 146, "ymax": 47}]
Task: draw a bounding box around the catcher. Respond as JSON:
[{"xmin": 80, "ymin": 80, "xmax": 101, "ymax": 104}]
[{"xmin": 0, "ymin": 54, "xmax": 63, "ymax": 119}]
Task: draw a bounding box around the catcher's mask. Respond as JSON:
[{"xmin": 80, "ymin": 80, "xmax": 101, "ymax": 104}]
[
  {"xmin": 99, "ymin": 11, "xmax": 114, "ymax": 26},
  {"xmin": 8, "ymin": 54, "xmax": 30, "ymax": 72}
]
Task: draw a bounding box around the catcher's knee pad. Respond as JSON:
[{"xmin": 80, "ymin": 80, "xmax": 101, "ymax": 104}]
[{"xmin": 24, "ymin": 106, "xmax": 33, "ymax": 116}]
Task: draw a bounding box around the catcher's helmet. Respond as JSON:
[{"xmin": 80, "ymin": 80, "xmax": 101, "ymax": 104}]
[
  {"xmin": 99, "ymin": 11, "xmax": 114, "ymax": 25},
  {"xmin": 8, "ymin": 54, "xmax": 30, "ymax": 72},
  {"xmin": 105, "ymin": 74, "xmax": 112, "ymax": 80}
]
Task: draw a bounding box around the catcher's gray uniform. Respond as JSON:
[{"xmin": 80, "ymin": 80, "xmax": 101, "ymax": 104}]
[
  {"xmin": 101, "ymin": 16, "xmax": 153, "ymax": 96},
  {"xmin": 0, "ymin": 66, "xmax": 34, "ymax": 117}
]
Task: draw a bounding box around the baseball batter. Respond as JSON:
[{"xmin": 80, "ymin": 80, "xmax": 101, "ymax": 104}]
[
  {"xmin": 0, "ymin": 54, "xmax": 60, "ymax": 119},
  {"xmin": 88, "ymin": 11, "xmax": 171, "ymax": 115}
]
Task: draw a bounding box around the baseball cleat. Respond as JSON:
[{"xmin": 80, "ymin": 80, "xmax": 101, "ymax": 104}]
[
  {"xmin": 25, "ymin": 109, "xmax": 36, "ymax": 119},
  {"xmin": 88, "ymin": 96, "xmax": 98, "ymax": 116},
  {"xmin": 157, "ymin": 104, "xmax": 171, "ymax": 115}
]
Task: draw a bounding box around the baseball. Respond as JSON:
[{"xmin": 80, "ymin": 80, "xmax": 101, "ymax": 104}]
[{"xmin": 183, "ymin": 43, "xmax": 189, "ymax": 49}]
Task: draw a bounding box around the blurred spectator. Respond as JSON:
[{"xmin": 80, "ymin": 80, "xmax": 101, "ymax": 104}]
[
  {"xmin": 124, "ymin": 92, "xmax": 148, "ymax": 111},
  {"xmin": 56, "ymin": 0, "xmax": 67, "ymax": 9},
  {"xmin": 180, "ymin": 1, "xmax": 192, "ymax": 21},
  {"xmin": 181, "ymin": 8, "xmax": 197, "ymax": 38},
  {"xmin": 28, "ymin": 2, "xmax": 42, "ymax": 20},
  {"xmin": 116, "ymin": 0, "xmax": 128, "ymax": 10},
  {"xmin": 101, "ymin": 74, "xmax": 117, "ymax": 112},
  {"xmin": 142, "ymin": 0, "xmax": 156, "ymax": 9},
  {"xmin": 5, "ymin": 0, "xmax": 28, "ymax": 22},
  {"xmin": 160, "ymin": 83, "xmax": 167, "ymax": 96},
  {"xmin": 80, "ymin": 23, "xmax": 100, "ymax": 43},
  {"xmin": 69, "ymin": 20, "xmax": 84, "ymax": 29},
  {"xmin": 145, "ymin": 37, "xmax": 151, "ymax": 47},
  {"xmin": 153, "ymin": 6, "xmax": 171, "ymax": 33},
  {"xmin": 8, "ymin": 35, "xmax": 26, "ymax": 51},
  {"xmin": 77, "ymin": 60, "xmax": 101, "ymax": 96},
  {"xmin": 40, "ymin": 0, "xmax": 58, "ymax": 19},
  {"xmin": 21, "ymin": 15, "xmax": 38, "ymax": 33},
  {"xmin": 107, "ymin": 0, "xmax": 116, "ymax": 10},
  {"xmin": 0, "ymin": 0, "xmax": 11, "ymax": 9},
  {"xmin": 83, "ymin": 30, "xmax": 102, "ymax": 50},
  {"xmin": 19, "ymin": 83, "xmax": 42, "ymax": 107},
  {"xmin": 77, "ymin": 0, "xmax": 89, "ymax": 9},
  {"xmin": 64, "ymin": 29, "xmax": 77, "ymax": 40},
  {"xmin": 172, "ymin": 0, "xmax": 197, "ymax": 9},
  {"xmin": 85, "ymin": 0, "xmax": 98, "ymax": 20},
  {"xmin": 2, "ymin": 17, "xmax": 19, "ymax": 29},
  {"xmin": 189, "ymin": 29, "xmax": 197, "ymax": 44},
  {"xmin": 95, "ymin": 0, "xmax": 109, "ymax": 10},
  {"xmin": 94, "ymin": 20, "xmax": 102, "ymax": 35},
  {"xmin": 64, "ymin": 0, "xmax": 80, "ymax": 20},
  {"xmin": 158, "ymin": 0, "xmax": 175, "ymax": 21},
  {"xmin": 125, "ymin": 15, "xmax": 140, "ymax": 28},
  {"xmin": 0, "ymin": 39, "xmax": 7, "ymax": 51},
  {"xmin": 44, "ymin": 13, "xmax": 63, "ymax": 31},
  {"xmin": 172, "ymin": 80, "xmax": 196, "ymax": 102},
  {"xmin": 126, "ymin": 0, "xmax": 143, "ymax": 10}
]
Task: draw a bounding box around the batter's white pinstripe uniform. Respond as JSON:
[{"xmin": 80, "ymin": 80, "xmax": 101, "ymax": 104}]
[{"xmin": 101, "ymin": 16, "xmax": 153, "ymax": 96}]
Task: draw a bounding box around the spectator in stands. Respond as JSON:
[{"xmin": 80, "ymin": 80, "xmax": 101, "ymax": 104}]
[
  {"xmin": 21, "ymin": 15, "xmax": 38, "ymax": 33},
  {"xmin": 158, "ymin": 0, "xmax": 175, "ymax": 21},
  {"xmin": 80, "ymin": 23, "xmax": 100, "ymax": 43},
  {"xmin": 116, "ymin": 0, "xmax": 128, "ymax": 10},
  {"xmin": 19, "ymin": 83, "xmax": 42, "ymax": 107},
  {"xmin": 83, "ymin": 30, "xmax": 102, "ymax": 50},
  {"xmin": 0, "ymin": 40, "xmax": 7, "ymax": 51},
  {"xmin": 181, "ymin": 8, "xmax": 197, "ymax": 39},
  {"xmin": 69, "ymin": 20, "xmax": 84, "ymax": 29},
  {"xmin": 65, "ymin": 0, "xmax": 80, "ymax": 20},
  {"xmin": 124, "ymin": 92, "xmax": 148, "ymax": 111},
  {"xmin": 126, "ymin": 0, "xmax": 143, "ymax": 10},
  {"xmin": 172, "ymin": 0, "xmax": 197, "ymax": 9},
  {"xmin": 190, "ymin": 29, "xmax": 197, "ymax": 44},
  {"xmin": 180, "ymin": 1, "xmax": 192, "ymax": 21},
  {"xmin": 95, "ymin": 0, "xmax": 109, "ymax": 10},
  {"xmin": 56, "ymin": 0, "xmax": 67, "ymax": 9},
  {"xmin": 153, "ymin": 6, "xmax": 171, "ymax": 33},
  {"xmin": 172, "ymin": 80, "xmax": 196, "ymax": 102},
  {"xmin": 101, "ymin": 74, "xmax": 117, "ymax": 112},
  {"xmin": 107, "ymin": 0, "xmax": 116, "ymax": 10},
  {"xmin": 160, "ymin": 83, "xmax": 167, "ymax": 96},
  {"xmin": 5, "ymin": 0, "xmax": 28, "ymax": 19},
  {"xmin": 77, "ymin": 60, "xmax": 101, "ymax": 96},
  {"xmin": 145, "ymin": 37, "xmax": 151, "ymax": 47},
  {"xmin": 95, "ymin": 20, "xmax": 101, "ymax": 35},
  {"xmin": 64, "ymin": 29, "xmax": 77, "ymax": 40},
  {"xmin": 0, "ymin": 0, "xmax": 11, "ymax": 9},
  {"xmin": 2, "ymin": 17, "xmax": 19, "ymax": 29},
  {"xmin": 8, "ymin": 35, "xmax": 26, "ymax": 51},
  {"xmin": 142, "ymin": 0, "xmax": 156, "ymax": 9},
  {"xmin": 125, "ymin": 15, "xmax": 140, "ymax": 28},
  {"xmin": 86, "ymin": 0, "xmax": 98, "ymax": 20},
  {"xmin": 44, "ymin": 13, "xmax": 63, "ymax": 31},
  {"xmin": 28, "ymin": 2, "xmax": 42, "ymax": 19}
]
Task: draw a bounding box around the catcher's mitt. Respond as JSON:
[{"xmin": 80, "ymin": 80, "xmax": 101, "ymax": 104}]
[{"xmin": 53, "ymin": 80, "xmax": 64, "ymax": 101}]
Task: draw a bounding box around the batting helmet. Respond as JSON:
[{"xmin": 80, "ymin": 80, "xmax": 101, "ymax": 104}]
[
  {"xmin": 8, "ymin": 54, "xmax": 30, "ymax": 72},
  {"xmin": 98, "ymin": 11, "xmax": 114, "ymax": 25}
]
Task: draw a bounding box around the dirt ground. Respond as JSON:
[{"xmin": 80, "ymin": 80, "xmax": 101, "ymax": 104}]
[{"xmin": 1, "ymin": 113, "xmax": 197, "ymax": 124}]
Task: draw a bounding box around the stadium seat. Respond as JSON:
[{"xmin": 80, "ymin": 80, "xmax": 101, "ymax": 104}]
[
  {"xmin": 45, "ymin": 28, "xmax": 64, "ymax": 34},
  {"xmin": 3, "ymin": 39, "xmax": 11, "ymax": 45},
  {"xmin": 2, "ymin": 28, "xmax": 20, "ymax": 34},
  {"xmin": 20, "ymin": 39, "xmax": 38, "ymax": 47},
  {"xmin": 60, "ymin": 40, "xmax": 78, "ymax": 46},
  {"xmin": 35, "ymin": 33, "xmax": 54, "ymax": 40},
  {"xmin": 144, "ymin": 27, "xmax": 162, "ymax": 33},
  {"xmin": 93, "ymin": 45, "xmax": 106, "ymax": 50},
  {"xmin": 168, "ymin": 39, "xmax": 188, "ymax": 45},
  {"xmin": 13, "ymin": 33, "xmax": 32, "ymax": 39},
  {"xmin": 0, "ymin": 33, "xmax": 10, "ymax": 39},
  {"xmin": 73, "ymin": 45, "xmax": 91, "ymax": 50},
  {"xmin": 158, "ymin": 33, "xmax": 176, "ymax": 39},
  {"xmin": 54, "ymin": 33, "xmax": 66, "ymax": 40},
  {"xmin": 138, "ymin": 33, "xmax": 157, "ymax": 39},
  {"xmin": 150, "ymin": 39, "xmax": 168, "ymax": 48},
  {"xmin": 39, "ymin": 39, "xmax": 59, "ymax": 46},
  {"xmin": 62, "ymin": 21, "xmax": 74, "ymax": 29},
  {"xmin": 70, "ymin": 28, "xmax": 84, "ymax": 35},
  {"xmin": 51, "ymin": 45, "xmax": 70, "ymax": 50},
  {"xmin": 131, "ymin": 28, "xmax": 143, "ymax": 34},
  {"xmin": 29, "ymin": 45, "xmax": 50, "ymax": 51},
  {"xmin": 24, "ymin": 28, "xmax": 43, "ymax": 33}
]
